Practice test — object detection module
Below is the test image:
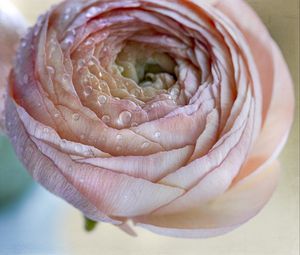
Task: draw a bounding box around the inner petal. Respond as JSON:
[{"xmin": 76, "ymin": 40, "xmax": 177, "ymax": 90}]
[{"xmin": 115, "ymin": 42, "xmax": 177, "ymax": 95}]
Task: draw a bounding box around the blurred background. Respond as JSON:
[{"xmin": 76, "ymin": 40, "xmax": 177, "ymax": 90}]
[{"xmin": 0, "ymin": 0, "xmax": 299, "ymax": 254}]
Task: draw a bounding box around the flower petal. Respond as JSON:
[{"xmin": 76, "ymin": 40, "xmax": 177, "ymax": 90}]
[{"xmin": 134, "ymin": 160, "xmax": 280, "ymax": 238}]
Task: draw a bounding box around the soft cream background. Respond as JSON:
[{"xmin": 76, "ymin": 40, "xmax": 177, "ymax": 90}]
[{"xmin": 9, "ymin": 0, "xmax": 300, "ymax": 254}]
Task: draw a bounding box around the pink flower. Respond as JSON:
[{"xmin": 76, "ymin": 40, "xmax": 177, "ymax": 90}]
[{"xmin": 5, "ymin": 0, "xmax": 294, "ymax": 238}]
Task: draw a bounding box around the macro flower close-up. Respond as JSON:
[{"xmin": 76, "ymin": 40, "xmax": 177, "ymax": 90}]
[{"xmin": 0, "ymin": 0, "xmax": 299, "ymax": 254}]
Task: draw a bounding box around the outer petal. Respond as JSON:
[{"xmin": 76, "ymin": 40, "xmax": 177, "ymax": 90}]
[
  {"xmin": 6, "ymin": 98, "xmax": 185, "ymax": 218},
  {"xmin": 134, "ymin": 161, "xmax": 280, "ymax": 238},
  {"xmin": 214, "ymin": 0, "xmax": 295, "ymax": 182},
  {"xmin": 6, "ymin": 98, "xmax": 118, "ymax": 224}
]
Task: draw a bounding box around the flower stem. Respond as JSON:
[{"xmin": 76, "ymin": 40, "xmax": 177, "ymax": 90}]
[{"xmin": 84, "ymin": 216, "xmax": 98, "ymax": 232}]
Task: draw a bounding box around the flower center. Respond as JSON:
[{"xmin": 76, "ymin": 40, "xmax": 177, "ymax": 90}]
[{"xmin": 115, "ymin": 42, "xmax": 177, "ymax": 91}]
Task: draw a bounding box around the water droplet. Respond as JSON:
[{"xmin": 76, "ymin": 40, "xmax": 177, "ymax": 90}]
[
  {"xmin": 151, "ymin": 102, "xmax": 159, "ymax": 109},
  {"xmin": 101, "ymin": 115, "xmax": 111, "ymax": 123},
  {"xmin": 99, "ymin": 71, "xmax": 103, "ymax": 78},
  {"xmin": 33, "ymin": 28, "xmax": 39, "ymax": 37},
  {"xmin": 72, "ymin": 113, "xmax": 80, "ymax": 121},
  {"xmin": 119, "ymin": 111, "xmax": 132, "ymax": 125},
  {"xmin": 154, "ymin": 132, "xmax": 161, "ymax": 138},
  {"xmin": 83, "ymin": 77, "xmax": 89, "ymax": 85},
  {"xmin": 47, "ymin": 66, "xmax": 55, "ymax": 75},
  {"xmin": 131, "ymin": 122, "xmax": 138, "ymax": 127},
  {"xmin": 169, "ymin": 87, "xmax": 180, "ymax": 99},
  {"xmin": 84, "ymin": 86, "xmax": 93, "ymax": 96},
  {"xmin": 63, "ymin": 14, "xmax": 70, "ymax": 20},
  {"xmin": 21, "ymin": 40, "xmax": 27, "ymax": 48},
  {"xmin": 116, "ymin": 134, "xmax": 122, "ymax": 140},
  {"xmin": 62, "ymin": 73, "xmax": 70, "ymax": 82},
  {"xmin": 98, "ymin": 95, "xmax": 107, "ymax": 104},
  {"xmin": 141, "ymin": 142, "xmax": 150, "ymax": 149},
  {"xmin": 23, "ymin": 74, "xmax": 29, "ymax": 83},
  {"xmin": 85, "ymin": 38, "xmax": 95, "ymax": 46},
  {"xmin": 77, "ymin": 59, "xmax": 85, "ymax": 70},
  {"xmin": 65, "ymin": 7, "xmax": 72, "ymax": 14},
  {"xmin": 54, "ymin": 113, "xmax": 60, "ymax": 118},
  {"xmin": 86, "ymin": 6, "xmax": 98, "ymax": 18},
  {"xmin": 61, "ymin": 34, "xmax": 74, "ymax": 49},
  {"xmin": 75, "ymin": 144, "xmax": 81, "ymax": 152}
]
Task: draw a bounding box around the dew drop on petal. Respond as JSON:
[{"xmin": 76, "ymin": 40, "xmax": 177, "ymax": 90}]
[
  {"xmin": 77, "ymin": 59, "xmax": 86, "ymax": 70},
  {"xmin": 47, "ymin": 66, "xmax": 55, "ymax": 75},
  {"xmin": 98, "ymin": 95, "xmax": 107, "ymax": 104},
  {"xmin": 85, "ymin": 38, "xmax": 95, "ymax": 46},
  {"xmin": 84, "ymin": 86, "xmax": 93, "ymax": 96},
  {"xmin": 116, "ymin": 134, "xmax": 122, "ymax": 140},
  {"xmin": 62, "ymin": 73, "xmax": 70, "ymax": 82},
  {"xmin": 72, "ymin": 113, "xmax": 80, "ymax": 121},
  {"xmin": 154, "ymin": 131, "xmax": 161, "ymax": 138},
  {"xmin": 141, "ymin": 142, "xmax": 150, "ymax": 149},
  {"xmin": 102, "ymin": 115, "xmax": 111, "ymax": 123},
  {"xmin": 63, "ymin": 14, "xmax": 70, "ymax": 20},
  {"xmin": 119, "ymin": 111, "xmax": 132, "ymax": 125},
  {"xmin": 86, "ymin": 7, "xmax": 98, "ymax": 18},
  {"xmin": 23, "ymin": 74, "xmax": 29, "ymax": 83},
  {"xmin": 21, "ymin": 40, "xmax": 27, "ymax": 48},
  {"xmin": 61, "ymin": 34, "xmax": 74, "ymax": 49},
  {"xmin": 75, "ymin": 144, "xmax": 81, "ymax": 152}
]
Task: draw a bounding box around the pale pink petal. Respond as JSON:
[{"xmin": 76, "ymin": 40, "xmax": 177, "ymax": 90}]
[
  {"xmin": 134, "ymin": 161, "xmax": 280, "ymax": 238},
  {"xmin": 160, "ymin": 89, "xmax": 252, "ymax": 189},
  {"xmin": 7, "ymin": 97, "xmax": 185, "ymax": 218},
  {"xmin": 215, "ymin": 0, "xmax": 295, "ymax": 182},
  {"xmin": 6, "ymin": 98, "xmax": 119, "ymax": 224},
  {"xmin": 155, "ymin": 103, "xmax": 254, "ymax": 214},
  {"xmin": 77, "ymin": 145, "xmax": 193, "ymax": 182}
]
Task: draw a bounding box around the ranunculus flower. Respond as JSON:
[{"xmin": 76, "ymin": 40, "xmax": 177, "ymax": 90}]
[{"xmin": 5, "ymin": 0, "xmax": 294, "ymax": 238}]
